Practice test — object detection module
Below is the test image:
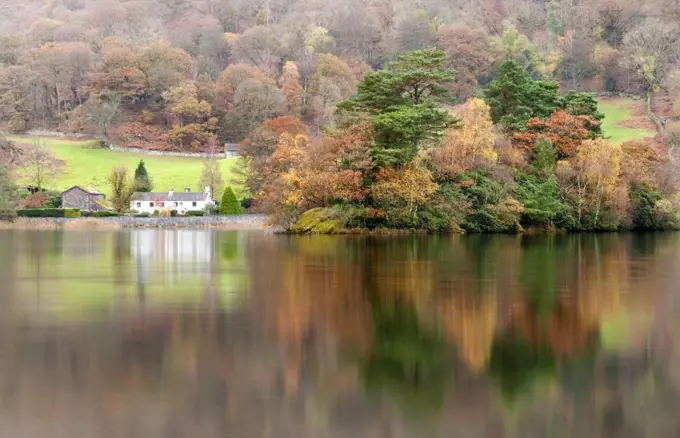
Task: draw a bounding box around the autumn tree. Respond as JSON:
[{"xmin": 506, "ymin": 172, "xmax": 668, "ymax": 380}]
[
  {"xmin": 558, "ymin": 138, "xmax": 623, "ymax": 227},
  {"xmin": 108, "ymin": 166, "xmax": 135, "ymax": 213},
  {"xmin": 512, "ymin": 110, "xmax": 598, "ymax": 158},
  {"xmin": 307, "ymin": 54, "xmax": 359, "ymax": 132},
  {"xmin": 372, "ymin": 162, "xmax": 438, "ymax": 216},
  {"xmin": 215, "ymin": 64, "xmax": 286, "ymax": 141},
  {"xmin": 136, "ymin": 43, "xmax": 193, "ymax": 99},
  {"xmin": 431, "ymin": 98, "xmax": 497, "ymax": 178},
  {"xmin": 237, "ymin": 116, "xmax": 309, "ymax": 195},
  {"xmin": 339, "ymin": 49, "xmax": 457, "ymax": 167},
  {"xmin": 21, "ymin": 139, "xmax": 63, "ymax": 191},
  {"xmin": 198, "ymin": 158, "xmax": 224, "ymax": 200},
  {"xmin": 437, "ymin": 24, "xmax": 494, "ymax": 100},
  {"xmin": 279, "ymin": 61, "xmax": 303, "ymax": 117},
  {"xmin": 84, "ymin": 92, "xmax": 120, "ymax": 136},
  {"xmin": 623, "ymin": 19, "xmax": 680, "ymax": 96}
]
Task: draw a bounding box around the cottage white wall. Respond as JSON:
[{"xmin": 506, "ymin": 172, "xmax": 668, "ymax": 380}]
[{"xmin": 130, "ymin": 199, "xmax": 213, "ymax": 214}]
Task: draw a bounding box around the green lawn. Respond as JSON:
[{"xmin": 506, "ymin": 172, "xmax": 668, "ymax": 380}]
[
  {"xmin": 597, "ymin": 99, "xmax": 656, "ymax": 144},
  {"xmin": 10, "ymin": 137, "xmax": 241, "ymax": 196}
]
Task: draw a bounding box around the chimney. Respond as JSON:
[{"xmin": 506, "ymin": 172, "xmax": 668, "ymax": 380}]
[
  {"xmin": 184, "ymin": 187, "xmax": 191, "ymax": 193},
  {"xmin": 168, "ymin": 188, "xmax": 174, "ymax": 198}
]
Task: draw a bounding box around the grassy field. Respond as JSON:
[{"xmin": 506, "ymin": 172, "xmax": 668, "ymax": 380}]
[
  {"xmin": 10, "ymin": 137, "xmax": 240, "ymax": 197},
  {"xmin": 597, "ymin": 98, "xmax": 656, "ymax": 144}
]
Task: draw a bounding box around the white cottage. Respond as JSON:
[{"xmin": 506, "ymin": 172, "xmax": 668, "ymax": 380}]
[{"xmin": 131, "ymin": 187, "xmax": 215, "ymax": 215}]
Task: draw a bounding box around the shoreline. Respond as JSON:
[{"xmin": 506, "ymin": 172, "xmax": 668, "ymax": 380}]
[{"xmin": 0, "ymin": 215, "xmax": 274, "ymax": 231}]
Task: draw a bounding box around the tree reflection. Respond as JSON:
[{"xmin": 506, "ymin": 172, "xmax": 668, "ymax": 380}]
[{"xmin": 362, "ymin": 294, "xmax": 450, "ymax": 413}]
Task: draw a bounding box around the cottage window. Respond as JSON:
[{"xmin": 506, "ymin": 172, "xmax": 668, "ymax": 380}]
[
  {"xmin": 149, "ymin": 202, "xmax": 154, "ymax": 208},
  {"xmin": 192, "ymin": 202, "xmax": 197, "ymax": 207},
  {"xmin": 175, "ymin": 202, "xmax": 179, "ymax": 207},
  {"xmin": 159, "ymin": 202, "xmax": 165, "ymax": 207},
  {"xmin": 136, "ymin": 202, "xmax": 141, "ymax": 208},
  {"xmin": 180, "ymin": 202, "xmax": 183, "ymax": 206}
]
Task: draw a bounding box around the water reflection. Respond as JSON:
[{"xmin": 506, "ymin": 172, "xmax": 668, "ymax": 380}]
[{"xmin": 0, "ymin": 231, "xmax": 679, "ymax": 437}]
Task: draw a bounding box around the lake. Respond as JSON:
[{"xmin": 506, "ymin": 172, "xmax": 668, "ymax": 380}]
[{"xmin": 1, "ymin": 230, "xmax": 679, "ymax": 438}]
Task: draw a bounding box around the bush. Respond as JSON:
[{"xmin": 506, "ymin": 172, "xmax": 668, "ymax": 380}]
[
  {"xmin": 241, "ymin": 198, "xmax": 254, "ymax": 209},
  {"xmin": 170, "ymin": 209, "xmax": 178, "ymax": 217},
  {"xmin": 94, "ymin": 211, "xmax": 120, "ymax": 217},
  {"xmin": 64, "ymin": 209, "xmax": 81, "ymax": 218},
  {"xmin": 187, "ymin": 210, "xmax": 205, "ymax": 216},
  {"xmin": 135, "ymin": 212, "xmax": 151, "ymax": 218},
  {"xmin": 17, "ymin": 208, "xmax": 66, "ymax": 217},
  {"xmin": 152, "ymin": 209, "xmax": 160, "ymax": 216}
]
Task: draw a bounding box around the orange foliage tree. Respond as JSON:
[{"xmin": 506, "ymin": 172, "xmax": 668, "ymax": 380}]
[{"xmin": 512, "ymin": 110, "xmax": 598, "ymax": 158}]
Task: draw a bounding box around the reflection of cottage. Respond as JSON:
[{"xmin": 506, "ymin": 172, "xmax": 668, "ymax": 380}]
[
  {"xmin": 61, "ymin": 186, "xmax": 110, "ymax": 210},
  {"xmin": 224, "ymin": 143, "xmax": 240, "ymax": 158},
  {"xmin": 131, "ymin": 187, "xmax": 215, "ymax": 214}
]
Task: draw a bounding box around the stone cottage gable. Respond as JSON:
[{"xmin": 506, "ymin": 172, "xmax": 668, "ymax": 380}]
[{"xmin": 61, "ymin": 186, "xmax": 107, "ymax": 211}]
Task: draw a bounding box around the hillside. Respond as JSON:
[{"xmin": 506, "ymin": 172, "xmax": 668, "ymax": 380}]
[
  {"xmin": 9, "ymin": 137, "xmax": 239, "ymax": 197},
  {"xmin": 1, "ymin": 0, "xmax": 680, "ymax": 152}
]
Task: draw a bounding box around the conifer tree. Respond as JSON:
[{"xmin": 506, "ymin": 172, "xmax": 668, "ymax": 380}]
[
  {"xmin": 133, "ymin": 160, "xmax": 152, "ymax": 192},
  {"xmin": 220, "ymin": 186, "xmax": 242, "ymax": 215}
]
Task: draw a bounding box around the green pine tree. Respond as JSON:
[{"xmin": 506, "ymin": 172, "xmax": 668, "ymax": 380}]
[
  {"xmin": 220, "ymin": 186, "xmax": 242, "ymax": 215},
  {"xmin": 133, "ymin": 160, "xmax": 152, "ymax": 192},
  {"xmin": 338, "ymin": 49, "xmax": 458, "ymax": 167},
  {"xmin": 0, "ymin": 164, "xmax": 19, "ymax": 221},
  {"xmin": 483, "ymin": 60, "xmax": 560, "ymax": 131}
]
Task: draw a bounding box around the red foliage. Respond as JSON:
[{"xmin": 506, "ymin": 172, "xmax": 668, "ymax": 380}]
[
  {"xmin": 22, "ymin": 193, "xmax": 48, "ymax": 208},
  {"xmin": 512, "ymin": 110, "xmax": 597, "ymax": 158}
]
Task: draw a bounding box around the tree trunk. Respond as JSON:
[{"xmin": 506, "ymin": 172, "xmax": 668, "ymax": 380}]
[{"xmin": 646, "ymin": 89, "xmax": 665, "ymax": 136}]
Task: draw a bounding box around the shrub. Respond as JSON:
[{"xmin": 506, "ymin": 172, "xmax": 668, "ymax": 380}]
[
  {"xmin": 170, "ymin": 209, "xmax": 178, "ymax": 217},
  {"xmin": 152, "ymin": 209, "xmax": 160, "ymax": 216},
  {"xmin": 94, "ymin": 211, "xmax": 120, "ymax": 217},
  {"xmin": 187, "ymin": 210, "xmax": 205, "ymax": 216},
  {"xmin": 135, "ymin": 213, "xmax": 151, "ymax": 218},
  {"xmin": 220, "ymin": 186, "xmax": 242, "ymax": 215},
  {"xmin": 64, "ymin": 209, "xmax": 82, "ymax": 218},
  {"xmin": 81, "ymin": 211, "xmax": 94, "ymax": 217},
  {"xmin": 241, "ymin": 198, "xmax": 254, "ymax": 209},
  {"xmin": 17, "ymin": 208, "xmax": 66, "ymax": 217}
]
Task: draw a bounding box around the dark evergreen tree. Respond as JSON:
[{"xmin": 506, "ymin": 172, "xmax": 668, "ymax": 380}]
[{"xmin": 133, "ymin": 160, "xmax": 152, "ymax": 192}]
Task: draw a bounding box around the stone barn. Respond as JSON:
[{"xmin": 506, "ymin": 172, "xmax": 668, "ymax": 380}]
[{"xmin": 61, "ymin": 186, "xmax": 108, "ymax": 211}]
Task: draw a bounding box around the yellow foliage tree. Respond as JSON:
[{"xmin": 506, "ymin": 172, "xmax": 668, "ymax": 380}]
[
  {"xmin": 372, "ymin": 162, "xmax": 438, "ymax": 215},
  {"xmin": 559, "ymin": 138, "xmax": 623, "ymax": 225},
  {"xmin": 432, "ymin": 98, "xmax": 497, "ymax": 177}
]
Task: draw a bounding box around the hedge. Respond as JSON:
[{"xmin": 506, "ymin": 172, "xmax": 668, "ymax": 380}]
[
  {"xmin": 94, "ymin": 211, "xmax": 120, "ymax": 217},
  {"xmin": 135, "ymin": 213, "xmax": 151, "ymax": 218},
  {"xmin": 17, "ymin": 208, "xmax": 81, "ymax": 218},
  {"xmin": 186, "ymin": 210, "xmax": 205, "ymax": 216}
]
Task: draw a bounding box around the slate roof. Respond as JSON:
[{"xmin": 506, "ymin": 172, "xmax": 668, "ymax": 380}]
[
  {"xmin": 132, "ymin": 191, "xmax": 209, "ymax": 202},
  {"xmin": 62, "ymin": 185, "xmax": 103, "ymax": 195}
]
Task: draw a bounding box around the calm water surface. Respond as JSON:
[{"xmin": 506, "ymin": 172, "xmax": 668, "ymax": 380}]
[{"xmin": 1, "ymin": 230, "xmax": 679, "ymax": 438}]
